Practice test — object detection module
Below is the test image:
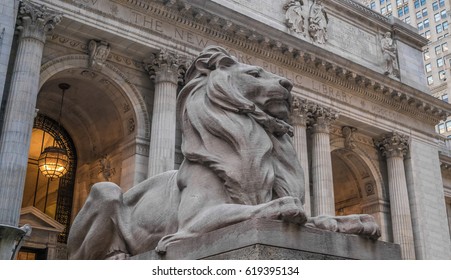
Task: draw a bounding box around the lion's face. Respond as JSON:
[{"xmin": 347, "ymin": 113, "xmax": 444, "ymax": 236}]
[{"xmin": 227, "ymin": 63, "xmax": 293, "ymax": 121}]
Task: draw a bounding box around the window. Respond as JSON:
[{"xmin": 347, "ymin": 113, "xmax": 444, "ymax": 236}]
[
  {"xmin": 381, "ymin": 7, "xmax": 387, "ymax": 14},
  {"xmin": 398, "ymin": 8, "xmax": 404, "ymax": 17},
  {"xmin": 439, "ymin": 70, "xmax": 446, "ymax": 80},
  {"xmin": 424, "ymin": 19, "xmax": 430, "ymax": 28},
  {"xmin": 417, "ymin": 11, "xmax": 422, "ymax": 18},
  {"xmin": 370, "ymin": 1, "xmax": 376, "ymax": 9},
  {"xmin": 427, "ymin": 75, "xmax": 434, "ymax": 85},
  {"xmin": 424, "ymin": 50, "xmax": 431, "ymax": 60},
  {"xmin": 442, "ymin": 93, "xmax": 449, "ymax": 103},
  {"xmin": 439, "ymin": 0, "xmax": 445, "ymax": 7},
  {"xmin": 437, "ymin": 23, "xmax": 443, "ymax": 33},
  {"xmin": 437, "ymin": 57, "xmax": 444, "ymax": 67},
  {"xmin": 443, "ymin": 21, "xmax": 449, "ymax": 30},
  {"xmin": 422, "ymin": 8, "xmax": 428, "ymax": 16},
  {"xmin": 425, "ymin": 63, "xmax": 432, "ymax": 72},
  {"xmin": 405, "ymin": 16, "xmax": 411, "ymax": 24},
  {"xmin": 396, "ymin": 0, "xmax": 402, "ymax": 5},
  {"xmin": 425, "ymin": 30, "xmax": 431, "ymax": 39},
  {"xmin": 433, "ymin": 1, "xmax": 439, "ymax": 11},
  {"xmin": 418, "ymin": 21, "xmax": 424, "ymax": 30},
  {"xmin": 414, "ymin": 0, "xmax": 420, "ymax": 8},
  {"xmin": 435, "ymin": 13, "xmax": 442, "ymax": 22},
  {"xmin": 446, "ymin": 121, "xmax": 451, "ymax": 131},
  {"xmin": 441, "ymin": 9, "xmax": 447, "ymax": 19},
  {"xmin": 420, "ymin": 0, "xmax": 427, "ymax": 5},
  {"xmin": 439, "ymin": 123, "xmax": 445, "ymax": 133},
  {"xmin": 404, "ymin": 5, "xmax": 409, "ymax": 14},
  {"xmin": 436, "ymin": 45, "xmax": 442, "ymax": 54},
  {"xmin": 443, "ymin": 42, "xmax": 448, "ymax": 52},
  {"xmin": 380, "ymin": 0, "xmax": 385, "ymax": 4},
  {"xmin": 387, "ymin": 4, "xmax": 392, "ymax": 11}
]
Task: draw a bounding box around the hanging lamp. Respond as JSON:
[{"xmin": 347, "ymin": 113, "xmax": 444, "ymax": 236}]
[{"xmin": 38, "ymin": 83, "xmax": 70, "ymax": 179}]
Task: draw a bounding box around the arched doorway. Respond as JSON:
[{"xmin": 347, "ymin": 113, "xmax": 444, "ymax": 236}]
[{"xmin": 331, "ymin": 146, "xmax": 391, "ymax": 241}]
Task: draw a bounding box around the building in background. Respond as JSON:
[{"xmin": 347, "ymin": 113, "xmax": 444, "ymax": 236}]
[
  {"xmin": 0, "ymin": 0, "xmax": 451, "ymax": 260},
  {"xmin": 357, "ymin": 0, "xmax": 451, "ymax": 136}
]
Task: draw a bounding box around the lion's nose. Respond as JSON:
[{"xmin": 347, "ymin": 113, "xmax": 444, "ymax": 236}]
[{"xmin": 279, "ymin": 78, "xmax": 293, "ymax": 92}]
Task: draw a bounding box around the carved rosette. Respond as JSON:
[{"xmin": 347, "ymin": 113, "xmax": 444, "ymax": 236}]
[
  {"xmin": 17, "ymin": 0, "xmax": 62, "ymax": 42},
  {"xmin": 307, "ymin": 104, "xmax": 338, "ymax": 134},
  {"xmin": 374, "ymin": 131, "xmax": 409, "ymax": 159},
  {"xmin": 290, "ymin": 96, "xmax": 310, "ymax": 127},
  {"xmin": 143, "ymin": 49, "xmax": 187, "ymax": 85}
]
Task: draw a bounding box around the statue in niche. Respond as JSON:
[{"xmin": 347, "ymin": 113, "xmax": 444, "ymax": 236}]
[
  {"xmin": 284, "ymin": 0, "xmax": 306, "ymax": 34},
  {"xmin": 381, "ymin": 32, "xmax": 400, "ymax": 78},
  {"xmin": 308, "ymin": 0, "xmax": 328, "ymax": 44},
  {"xmin": 67, "ymin": 46, "xmax": 380, "ymax": 260},
  {"xmin": 88, "ymin": 40, "xmax": 110, "ymax": 70}
]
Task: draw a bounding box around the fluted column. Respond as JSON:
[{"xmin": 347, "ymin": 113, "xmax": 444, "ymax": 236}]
[
  {"xmin": 290, "ymin": 97, "xmax": 311, "ymax": 216},
  {"xmin": 144, "ymin": 49, "xmax": 185, "ymax": 177},
  {"xmin": 375, "ymin": 132, "xmax": 415, "ymax": 260},
  {"xmin": 308, "ymin": 105, "xmax": 338, "ymax": 216},
  {"xmin": 0, "ymin": 1, "xmax": 62, "ymax": 226}
]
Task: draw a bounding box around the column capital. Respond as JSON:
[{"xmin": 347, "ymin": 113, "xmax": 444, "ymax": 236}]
[
  {"xmin": 307, "ymin": 103, "xmax": 339, "ymax": 134},
  {"xmin": 17, "ymin": 0, "xmax": 62, "ymax": 42},
  {"xmin": 290, "ymin": 96, "xmax": 310, "ymax": 127},
  {"xmin": 143, "ymin": 49, "xmax": 190, "ymax": 85},
  {"xmin": 374, "ymin": 131, "xmax": 409, "ymax": 159}
]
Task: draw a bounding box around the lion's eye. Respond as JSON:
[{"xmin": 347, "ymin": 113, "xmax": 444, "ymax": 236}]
[{"xmin": 247, "ymin": 71, "xmax": 261, "ymax": 78}]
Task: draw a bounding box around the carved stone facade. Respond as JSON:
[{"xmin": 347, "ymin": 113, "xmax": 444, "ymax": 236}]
[{"xmin": 0, "ymin": 0, "xmax": 451, "ymax": 260}]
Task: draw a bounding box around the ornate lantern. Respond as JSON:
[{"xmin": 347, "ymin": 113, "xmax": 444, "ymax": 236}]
[{"xmin": 38, "ymin": 83, "xmax": 70, "ymax": 179}]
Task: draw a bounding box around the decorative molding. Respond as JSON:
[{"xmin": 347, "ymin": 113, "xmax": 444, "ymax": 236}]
[
  {"xmin": 17, "ymin": 0, "xmax": 62, "ymax": 42},
  {"xmin": 342, "ymin": 126, "xmax": 357, "ymax": 150},
  {"xmin": 306, "ymin": 103, "xmax": 339, "ymax": 134},
  {"xmin": 88, "ymin": 40, "xmax": 111, "ymax": 70},
  {"xmin": 374, "ymin": 131, "xmax": 409, "ymax": 159},
  {"xmin": 61, "ymin": 0, "xmax": 449, "ymax": 124}
]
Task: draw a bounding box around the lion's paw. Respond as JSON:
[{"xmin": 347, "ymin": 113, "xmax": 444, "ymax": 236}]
[
  {"xmin": 259, "ymin": 196, "xmax": 307, "ymax": 225},
  {"xmin": 305, "ymin": 214, "xmax": 381, "ymax": 240}
]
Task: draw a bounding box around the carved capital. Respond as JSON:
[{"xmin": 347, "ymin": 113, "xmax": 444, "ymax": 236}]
[
  {"xmin": 290, "ymin": 96, "xmax": 310, "ymax": 127},
  {"xmin": 374, "ymin": 131, "xmax": 409, "ymax": 159},
  {"xmin": 88, "ymin": 40, "xmax": 111, "ymax": 70},
  {"xmin": 17, "ymin": 0, "xmax": 62, "ymax": 42},
  {"xmin": 307, "ymin": 104, "xmax": 338, "ymax": 134},
  {"xmin": 143, "ymin": 49, "xmax": 188, "ymax": 85}
]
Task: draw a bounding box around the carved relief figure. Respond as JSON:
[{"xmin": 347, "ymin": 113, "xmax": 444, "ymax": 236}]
[
  {"xmin": 98, "ymin": 154, "xmax": 115, "ymax": 181},
  {"xmin": 284, "ymin": 0, "xmax": 306, "ymax": 34},
  {"xmin": 88, "ymin": 40, "xmax": 111, "ymax": 70},
  {"xmin": 381, "ymin": 32, "xmax": 400, "ymax": 77},
  {"xmin": 308, "ymin": 0, "xmax": 328, "ymax": 44},
  {"xmin": 68, "ymin": 46, "xmax": 380, "ymax": 260}
]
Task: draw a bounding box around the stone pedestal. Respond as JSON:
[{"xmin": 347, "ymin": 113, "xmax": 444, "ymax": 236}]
[{"xmin": 130, "ymin": 219, "xmax": 401, "ymax": 260}]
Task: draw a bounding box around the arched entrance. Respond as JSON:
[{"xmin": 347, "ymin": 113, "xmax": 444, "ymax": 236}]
[{"xmin": 331, "ymin": 143, "xmax": 391, "ymax": 241}]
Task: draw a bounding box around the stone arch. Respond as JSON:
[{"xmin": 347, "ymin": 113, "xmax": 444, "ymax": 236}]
[
  {"xmin": 330, "ymin": 137, "xmax": 391, "ymax": 241},
  {"xmin": 39, "ymin": 54, "xmax": 150, "ymax": 140}
]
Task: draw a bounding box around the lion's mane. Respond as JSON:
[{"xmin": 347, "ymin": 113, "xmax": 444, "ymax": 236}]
[{"xmin": 176, "ymin": 46, "xmax": 305, "ymax": 205}]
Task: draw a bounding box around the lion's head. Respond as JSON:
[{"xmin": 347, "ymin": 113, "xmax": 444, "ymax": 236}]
[{"xmin": 177, "ymin": 46, "xmax": 305, "ymax": 205}]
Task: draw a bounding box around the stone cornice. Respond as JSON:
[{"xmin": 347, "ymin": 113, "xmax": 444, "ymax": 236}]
[{"xmin": 57, "ymin": 0, "xmax": 451, "ymax": 124}]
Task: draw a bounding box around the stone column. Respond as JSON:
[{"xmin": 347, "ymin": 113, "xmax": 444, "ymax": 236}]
[
  {"xmin": 308, "ymin": 104, "xmax": 338, "ymax": 216},
  {"xmin": 144, "ymin": 49, "xmax": 185, "ymax": 177},
  {"xmin": 0, "ymin": 1, "xmax": 61, "ymax": 226},
  {"xmin": 290, "ymin": 97, "xmax": 311, "ymax": 216},
  {"xmin": 375, "ymin": 132, "xmax": 415, "ymax": 260}
]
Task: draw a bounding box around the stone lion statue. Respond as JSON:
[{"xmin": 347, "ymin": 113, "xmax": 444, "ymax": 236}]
[{"xmin": 67, "ymin": 46, "xmax": 380, "ymax": 259}]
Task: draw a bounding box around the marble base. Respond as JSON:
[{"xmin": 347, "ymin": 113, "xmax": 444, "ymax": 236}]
[{"xmin": 130, "ymin": 219, "xmax": 401, "ymax": 260}]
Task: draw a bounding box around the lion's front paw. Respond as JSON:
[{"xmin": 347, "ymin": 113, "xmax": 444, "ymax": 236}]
[
  {"xmin": 306, "ymin": 214, "xmax": 381, "ymax": 240},
  {"xmin": 259, "ymin": 196, "xmax": 307, "ymax": 225}
]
